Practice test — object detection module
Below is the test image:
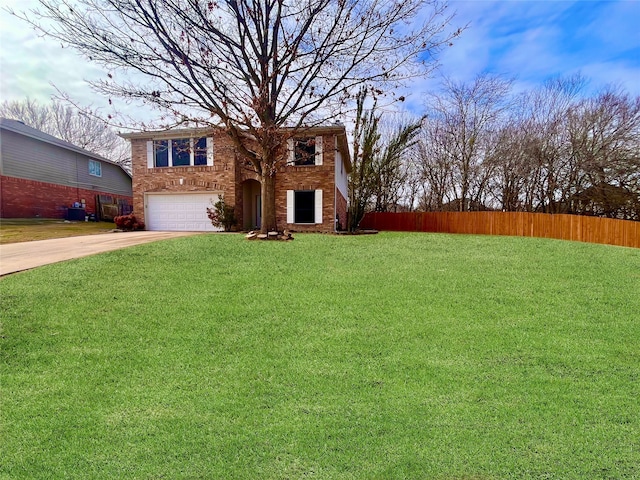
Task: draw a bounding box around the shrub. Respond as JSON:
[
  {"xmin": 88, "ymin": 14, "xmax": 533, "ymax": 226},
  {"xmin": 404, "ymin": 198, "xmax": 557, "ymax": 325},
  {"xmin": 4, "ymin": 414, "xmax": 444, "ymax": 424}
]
[
  {"xmin": 114, "ymin": 214, "xmax": 146, "ymax": 231},
  {"xmin": 206, "ymin": 196, "xmax": 237, "ymax": 232}
]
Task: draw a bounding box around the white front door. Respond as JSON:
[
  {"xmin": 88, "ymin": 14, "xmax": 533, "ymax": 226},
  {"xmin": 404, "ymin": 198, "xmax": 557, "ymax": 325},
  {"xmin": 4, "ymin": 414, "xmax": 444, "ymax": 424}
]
[{"xmin": 145, "ymin": 193, "xmax": 222, "ymax": 231}]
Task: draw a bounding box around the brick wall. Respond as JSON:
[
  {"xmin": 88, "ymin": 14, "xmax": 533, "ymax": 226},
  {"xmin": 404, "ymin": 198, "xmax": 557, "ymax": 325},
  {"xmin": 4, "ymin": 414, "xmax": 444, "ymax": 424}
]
[
  {"xmin": 130, "ymin": 132, "xmax": 238, "ymax": 225},
  {"xmin": 0, "ymin": 175, "xmax": 133, "ymax": 219},
  {"xmin": 130, "ymin": 131, "xmax": 345, "ymax": 232},
  {"xmin": 275, "ymin": 134, "xmax": 339, "ymax": 233}
]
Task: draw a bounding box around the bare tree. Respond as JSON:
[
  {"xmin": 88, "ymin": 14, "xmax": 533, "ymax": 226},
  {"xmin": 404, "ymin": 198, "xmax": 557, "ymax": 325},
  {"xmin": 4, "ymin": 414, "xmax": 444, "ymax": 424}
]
[
  {"xmin": 420, "ymin": 73, "xmax": 512, "ymax": 211},
  {"xmin": 484, "ymin": 121, "xmax": 531, "ymax": 211},
  {"xmin": 414, "ymin": 73, "xmax": 639, "ymax": 219},
  {"xmin": 518, "ymin": 75, "xmax": 586, "ymax": 213},
  {"xmin": 397, "ymin": 151, "xmax": 423, "ymax": 211},
  {"xmin": 370, "ymin": 114, "xmax": 422, "ymax": 212},
  {"xmin": 0, "ymin": 98, "xmax": 51, "ymax": 131},
  {"xmin": 416, "ymin": 117, "xmax": 455, "ymax": 210},
  {"xmin": 566, "ymin": 88, "xmax": 640, "ymax": 218},
  {"xmin": 348, "ymin": 89, "xmax": 422, "ymax": 230},
  {"xmin": 15, "ymin": 0, "xmax": 461, "ymax": 232},
  {"xmin": 0, "ymin": 98, "xmax": 131, "ymax": 171}
]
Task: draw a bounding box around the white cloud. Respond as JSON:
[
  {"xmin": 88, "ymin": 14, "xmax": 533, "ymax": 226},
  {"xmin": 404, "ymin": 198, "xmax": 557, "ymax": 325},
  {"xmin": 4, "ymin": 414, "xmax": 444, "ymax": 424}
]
[
  {"xmin": 1, "ymin": 0, "xmax": 638, "ymax": 127},
  {"xmin": 398, "ymin": 0, "xmax": 640, "ymax": 114},
  {"xmin": 0, "ymin": 0, "xmax": 151, "ymax": 125},
  {"xmin": 1, "ymin": 1, "xmax": 102, "ymax": 104}
]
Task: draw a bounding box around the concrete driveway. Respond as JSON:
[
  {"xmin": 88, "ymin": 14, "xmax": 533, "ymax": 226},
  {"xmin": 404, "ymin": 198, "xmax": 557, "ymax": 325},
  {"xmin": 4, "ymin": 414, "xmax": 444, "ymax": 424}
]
[{"xmin": 0, "ymin": 231, "xmax": 202, "ymax": 276}]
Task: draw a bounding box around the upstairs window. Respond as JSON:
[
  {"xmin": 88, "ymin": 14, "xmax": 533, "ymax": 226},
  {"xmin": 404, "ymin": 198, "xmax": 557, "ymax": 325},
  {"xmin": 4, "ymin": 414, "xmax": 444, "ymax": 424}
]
[
  {"xmin": 171, "ymin": 138, "xmax": 191, "ymax": 166},
  {"xmin": 287, "ymin": 135, "xmax": 323, "ymax": 166},
  {"xmin": 147, "ymin": 137, "xmax": 213, "ymax": 168},
  {"xmin": 88, "ymin": 159, "xmax": 102, "ymax": 177},
  {"xmin": 295, "ymin": 138, "xmax": 316, "ymax": 165},
  {"xmin": 193, "ymin": 137, "xmax": 208, "ymax": 166},
  {"xmin": 154, "ymin": 140, "xmax": 169, "ymax": 167}
]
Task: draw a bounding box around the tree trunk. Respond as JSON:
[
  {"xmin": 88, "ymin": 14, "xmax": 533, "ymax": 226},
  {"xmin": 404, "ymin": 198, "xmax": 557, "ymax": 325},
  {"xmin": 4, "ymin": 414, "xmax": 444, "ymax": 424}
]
[{"xmin": 261, "ymin": 172, "xmax": 278, "ymax": 233}]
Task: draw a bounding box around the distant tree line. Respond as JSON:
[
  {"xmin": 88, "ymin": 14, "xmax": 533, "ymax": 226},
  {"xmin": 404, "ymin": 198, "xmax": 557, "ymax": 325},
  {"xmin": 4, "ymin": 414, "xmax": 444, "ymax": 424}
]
[{"xmin": 350, "ymin": 74, "xmax": 640, "ymax": 226}]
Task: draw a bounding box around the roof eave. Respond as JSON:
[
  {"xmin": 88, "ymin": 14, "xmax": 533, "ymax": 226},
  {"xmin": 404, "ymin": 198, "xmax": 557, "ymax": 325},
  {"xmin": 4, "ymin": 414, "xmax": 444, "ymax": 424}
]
[{"xmin": 1, "ymin": 118, "xmax": 131, "ymax": 177}]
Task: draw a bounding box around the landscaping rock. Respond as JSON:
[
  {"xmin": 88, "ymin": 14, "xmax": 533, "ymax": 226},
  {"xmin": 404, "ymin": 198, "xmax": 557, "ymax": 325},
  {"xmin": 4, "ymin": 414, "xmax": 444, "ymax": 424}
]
[{"xmin": 245, "ymin": 230, "xmax": 295, "ymax": 241}]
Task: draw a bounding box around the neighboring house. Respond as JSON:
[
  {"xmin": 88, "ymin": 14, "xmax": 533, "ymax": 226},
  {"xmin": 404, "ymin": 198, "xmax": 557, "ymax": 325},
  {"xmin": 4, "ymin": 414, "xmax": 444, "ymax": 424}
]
[
  {"xmin": 563, "ymin": 183, "xmax": 639, "ymax": 220},
  {"xmin": 0, "ymin": 118, "xmax": 133, "ymax": 219},
  {"xmin": 120, "ymin": 125, "xmax": 351, "ymax": 232}
]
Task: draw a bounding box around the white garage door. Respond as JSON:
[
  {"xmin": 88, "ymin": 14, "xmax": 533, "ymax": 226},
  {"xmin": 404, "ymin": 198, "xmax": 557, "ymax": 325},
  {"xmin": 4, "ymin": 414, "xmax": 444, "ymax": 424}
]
[{"xmin": 145, "ymin": 193, "xmax": 223, "ymax": 231}]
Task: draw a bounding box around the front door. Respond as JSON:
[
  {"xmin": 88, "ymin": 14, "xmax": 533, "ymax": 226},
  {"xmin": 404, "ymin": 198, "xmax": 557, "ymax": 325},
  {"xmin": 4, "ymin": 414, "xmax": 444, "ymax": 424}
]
[
  {"xmin": 255, "ymin": 194, "xmax": 261, "ymax": 229},
  {"xmin": 242, "ymin": 179, "xmax": 262, "ymax": 230}
]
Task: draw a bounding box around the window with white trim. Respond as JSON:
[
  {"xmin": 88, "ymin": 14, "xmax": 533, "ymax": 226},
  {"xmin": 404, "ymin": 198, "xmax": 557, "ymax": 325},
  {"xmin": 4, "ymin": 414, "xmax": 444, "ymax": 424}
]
[
  {"xmin": 294, "ymin": 191, "xmax": 315, "ymax": 223},
  {"xmin": 154, "ymin": 140, "xmax": 169, "ymax": 167},
  {"xmin": 295, "ymin": 138, "xmax": 316, "ymax": 166},
  {"xmin": 287, "ymin": 136, "xmax": 323, "ymax": 166},
  {"xmin": 88, "ymin": 159, "xmax": 102, "ymax": 177},
  {"xmin": 286, "ymin": 189, "xmax": 323, "ymax": 224},
  {"xmin": 171, "ymin": 138, "xmax": 190, "ymax": 166},
  {"xmin": 147, "ymin": 137, "xmax": 213, "ymax": 168},
  {"xmin": 193, "ymin": 137, "xmax": 208, "ymax": 165}
]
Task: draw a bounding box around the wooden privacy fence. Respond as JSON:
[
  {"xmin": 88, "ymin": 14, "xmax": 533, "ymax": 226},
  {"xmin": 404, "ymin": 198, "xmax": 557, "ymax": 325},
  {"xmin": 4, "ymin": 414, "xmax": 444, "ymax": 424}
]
[{"xmin": 359, "ymin": 212, "xmax": 640, "ymax": 249}]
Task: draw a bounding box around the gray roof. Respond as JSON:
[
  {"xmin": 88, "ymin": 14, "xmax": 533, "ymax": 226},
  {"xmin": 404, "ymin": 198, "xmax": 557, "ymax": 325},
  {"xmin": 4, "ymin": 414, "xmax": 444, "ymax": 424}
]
[{"xmin": 0, "ymin": 117, "xmax": 131, "ymax": 177}]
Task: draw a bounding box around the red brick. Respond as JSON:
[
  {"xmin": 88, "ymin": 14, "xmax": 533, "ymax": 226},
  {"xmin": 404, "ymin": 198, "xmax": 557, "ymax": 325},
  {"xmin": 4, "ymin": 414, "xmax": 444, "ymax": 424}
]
[
  {"xmin": 129, "ymin": 129, "xmax": 350, "ymax": 233},
  {"xmin": 1, "ymin": 175, "xmax": 133, "ymax": 219}
]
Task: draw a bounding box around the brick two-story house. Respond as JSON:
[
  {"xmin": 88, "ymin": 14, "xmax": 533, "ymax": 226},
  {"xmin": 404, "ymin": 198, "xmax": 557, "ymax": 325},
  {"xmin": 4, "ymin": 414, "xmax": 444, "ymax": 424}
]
[{"xmin": 121, "ymin": 125, "xmax": 351, "ymax": 232}]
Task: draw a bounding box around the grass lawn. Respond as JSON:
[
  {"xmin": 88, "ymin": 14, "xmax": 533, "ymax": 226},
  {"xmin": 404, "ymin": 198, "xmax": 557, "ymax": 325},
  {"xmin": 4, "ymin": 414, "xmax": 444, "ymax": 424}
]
[
  {"xmin": 1, "ymin": 232, "xmax": 639, "ymax": 479},
  {"xmin": 0, "ymin": 219, "xmax": 116, "ymax": 244}
]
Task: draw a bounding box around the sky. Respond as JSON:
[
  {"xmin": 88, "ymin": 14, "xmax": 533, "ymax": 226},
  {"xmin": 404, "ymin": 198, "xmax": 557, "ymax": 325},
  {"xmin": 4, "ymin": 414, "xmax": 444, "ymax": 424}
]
[{"xmin": 1, "ymin": 0, "xmax": 639, "ymax": 124}]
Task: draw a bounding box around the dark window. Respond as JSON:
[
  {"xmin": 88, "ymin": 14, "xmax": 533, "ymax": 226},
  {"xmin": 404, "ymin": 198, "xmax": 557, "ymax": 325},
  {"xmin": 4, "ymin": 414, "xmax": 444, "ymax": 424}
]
[
  {"xmin": 294, "ymin": 190, "xmax": 315, "ymax": 223},
  {"xmin": 172, "ymin": 138, "xmax": 191, "ymax": 166},
  {"xmin": 154, "ymin": 140, "xmax": 169, "ymax": 167},
  {"xmin": 194, "ymin": 137, "xmax": 208, "ymax": 165},
  {"xmin": 294, "ymin": 138, "xmax": 315, "ymax": 165}
]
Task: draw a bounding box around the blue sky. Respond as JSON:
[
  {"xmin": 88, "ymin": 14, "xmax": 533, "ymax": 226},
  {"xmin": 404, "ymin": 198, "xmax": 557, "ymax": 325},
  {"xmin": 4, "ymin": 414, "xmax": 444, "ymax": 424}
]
[
  {"xmin": 428, "ymin": 0, "xmax": 640, "ymax": 95},
  {"xmin": 1, "ymin": 0, "xmax": 638, "ymax": 121}
]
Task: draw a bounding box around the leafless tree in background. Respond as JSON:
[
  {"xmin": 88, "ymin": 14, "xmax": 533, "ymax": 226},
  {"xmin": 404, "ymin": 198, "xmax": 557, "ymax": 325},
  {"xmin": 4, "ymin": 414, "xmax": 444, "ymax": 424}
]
[
  {"xmin": 348, "ymin": 89, "xmax": 422, "ymax": 230},
  {"xmin": 517, "ymin": 75, "xmax": 586, "ymax": 213},
  {"xmin": 484, "ymin": 118, "xmax": 531, "ymax": 211},
  {"xmin": 413, "ymin": 74, "xmax": 639, "ymax": 220},
  {"xmin": 418, "ymin": 74, "xmax": 512, "ymax": 211},
  {"xmin": 0, "ymin": 98, "xmax": 131, "ymax": 172},
  {"xmin": 397, "ymin": 152, "xmax": 423, "ymax": 212},
  {"xmin": 16, "ymin": 0, "xmax": 461, "ymax": 232},
  {"xmin": 566, "ymin": 87, "xmax": 640, "ymax": 218},
  {"xmin": 416, "ymin": 118, "xmax": 454, "ymax": 210}
]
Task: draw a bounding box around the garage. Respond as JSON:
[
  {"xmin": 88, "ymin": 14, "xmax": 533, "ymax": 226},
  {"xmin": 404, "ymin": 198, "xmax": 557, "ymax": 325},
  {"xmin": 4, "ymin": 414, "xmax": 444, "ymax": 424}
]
[{"xmin": 145, "ymin": 193, "xmax": 222, "ymax": 231}]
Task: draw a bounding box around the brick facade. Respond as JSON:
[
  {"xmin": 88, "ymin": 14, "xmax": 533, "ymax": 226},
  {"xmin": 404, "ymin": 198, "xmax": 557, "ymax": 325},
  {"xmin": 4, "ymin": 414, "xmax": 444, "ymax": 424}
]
[
  {"xmin": 275, "ymin": 143, "xmax": 338, "ymax": 233},
  {"xmin": 126, "ymin": 126, "xmax": 351, "ymax": 233},
  {"xmin": 0, "ymin": 175, "xmax": 133, "ymax": 219},
  {"xmin": 130, "ymin": 131, "xmax": 238, "ymax": 225}
]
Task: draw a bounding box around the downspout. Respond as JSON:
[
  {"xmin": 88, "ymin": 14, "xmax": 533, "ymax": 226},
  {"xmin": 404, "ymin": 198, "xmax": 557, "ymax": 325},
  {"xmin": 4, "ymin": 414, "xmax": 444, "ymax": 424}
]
[
  {"xmin": 76, "ymin": 153, "xmax": 80, "ymax": 204},
  {"xmin": 333, "ymin": 139, "xmax": 338, "ymax": 232}
]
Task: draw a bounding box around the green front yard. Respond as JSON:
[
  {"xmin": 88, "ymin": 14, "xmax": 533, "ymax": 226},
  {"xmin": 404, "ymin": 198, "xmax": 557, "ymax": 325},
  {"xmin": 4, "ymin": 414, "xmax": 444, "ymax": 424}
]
[
  {"xmin": 0, "ymin": 218, "xmax": 116, "ymax": 244},
  {"xmin": 1, "ymin": 232, "xmax": 639, "ymax": 478}
]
